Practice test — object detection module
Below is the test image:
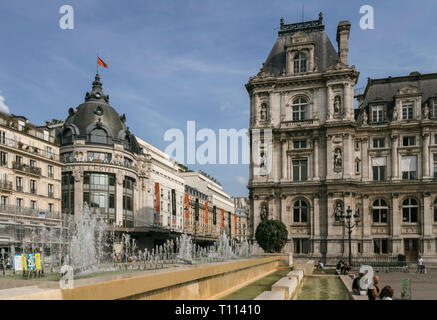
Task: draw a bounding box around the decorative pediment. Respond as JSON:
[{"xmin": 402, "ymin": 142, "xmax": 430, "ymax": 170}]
[
  {"xmin": 397, "ymin": 85, "xmax": 419, "ymax": 95},
  {"xmin": 291, "ymin": 31, "xmax": 311, "ymax": 44}
]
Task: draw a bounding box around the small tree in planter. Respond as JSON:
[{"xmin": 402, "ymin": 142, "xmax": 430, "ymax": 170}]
[{"xmin": 255, "ymin": 219, "xmax": 288, "ymax": 253}]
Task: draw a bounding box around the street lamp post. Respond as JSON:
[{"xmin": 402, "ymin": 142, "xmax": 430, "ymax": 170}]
[{"xmin": 339, "ymin": 206, "xmax": 360, "ymax": 266}]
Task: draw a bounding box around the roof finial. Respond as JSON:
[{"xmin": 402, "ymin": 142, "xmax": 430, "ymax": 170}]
[{"xmin": 319, "ymin": 12, "xmax": 323, "ymax": 22}]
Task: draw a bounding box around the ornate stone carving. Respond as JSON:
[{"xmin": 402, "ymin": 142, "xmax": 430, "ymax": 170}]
[
  {"xmin": 333, "ymin": 147, "xmax": 342, "ymax": 172},
  {"xmin": 423, "ymin": 103, "xmax": 430, "ymax": 119},
  {"xmin": 260, "ymin": 202, "xmax": 268, "ymax": 221},
  {"xmin": 334, "ymin": 200, "xmax": 344, "ymax": 222},
  {"xmin": 114, "ymin": 152, "xmax": 123, "ymax": 165},
  {"xmin": 72, "ymin": 167, "xmax": 83, "ymax": 182},
  {"xmin": 116, "ymin": 171, "xmax": 124, "ymax": 185}
]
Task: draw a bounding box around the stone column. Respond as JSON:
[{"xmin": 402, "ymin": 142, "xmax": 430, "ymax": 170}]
[
  {"xmin": 313, "ymin": 137, "xmax": 320, "ymax": 181},
  {"xmin": 344, "ymin": 133, "xmax": 353, "ymax": 179},
  {"xmin": 423, "ymin": 133, "xmax": 430, "ymax": 178},
  {"xmin": 326, "ymin": 86, "xmax": 333, "ymax": 120},
  {"xmin": 326, "ymin": 194, "xmax": 333, "ymax": 237},
  {"xmin": 116, "ymin": 172, "xmax": 124, "ymax": 226},
  {"xmin": 282, "ymin": 139, "xmax": 288, "ymax": 180},
  {"xmin": 423, "ymin": 193, "xmax": 432, "ymax": 237},
  {"xmin": 392, "ymin": 194, "xmax": 400, "ymax": 237},
  {"xmin": 312, "ymin": 194, "xmax": 320, "ymax": 256},
  {"xmin": 361, "ymin": 137, "xmax": 369, "ymax": 181},
  {"xmin": 326, "ymin": 135, "xmax": 333, "ymax": 179},
  {"xmin": 391, "ymin": 135, "xmax": 399, "ymax": 180},
  {"xmin": 73, "ymin": 170, "xmax": 83, "ymax": 220}
]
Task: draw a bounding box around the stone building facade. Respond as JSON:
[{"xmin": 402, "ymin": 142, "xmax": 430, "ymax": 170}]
[
  {"xmin": 247, "ymin": 14, "xmax": 437, "ymax": 262},
  {"xmin": 0, "ymin": 111, "xmax": 63, "ymax": 257}
]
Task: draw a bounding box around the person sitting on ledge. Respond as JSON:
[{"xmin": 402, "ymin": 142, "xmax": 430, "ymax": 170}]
[
  {"xmin": 352, "ymin": 272, "xmax": 364, "ymax": 294},
  {"xmin": 336, "ymin": 260, "xmax": 344, "ymax": 271}
]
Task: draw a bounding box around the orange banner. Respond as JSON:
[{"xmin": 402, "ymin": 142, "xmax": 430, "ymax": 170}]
[
  {"xmin": 155, "ymin": 183, "xmax": 160, "ymax": 212},
  {"xmin": 221, "ymin": 208, "xmax": 224, "ymax": 227},
  {"xmin": 184, "ymin": 194, "xmax": 189, "ymax": 226},
  {"xmin": 234, "ymin": 213, "xmax": 237, "ymax": 230},
  {"xmin": 205, "ymin": 202, "xmax": 208, "ymax": 224}
]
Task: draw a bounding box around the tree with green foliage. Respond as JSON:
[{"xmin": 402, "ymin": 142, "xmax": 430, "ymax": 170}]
[{"xmin": 255, "ymin": 219, "xmax": 288, "ymax": 253}]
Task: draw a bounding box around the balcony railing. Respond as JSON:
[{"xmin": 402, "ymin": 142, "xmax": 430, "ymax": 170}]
[
  {"xmin": 0, "ymin": 204, "xmax": 62, "ymax": 220},
  {"xmin": 282, "ymin": 119, "xmax": 314, "ymax": 128},
  {"xmin": 12, "ymin": 161, "xmax": 42, "ymax": 176},
  {"xmin": 0, "ymin": 137, "xmax": 59, "ymax": 161},
  {"xmin": 0, "ymin": 180, "xmax": 13, "ymax": 191}
]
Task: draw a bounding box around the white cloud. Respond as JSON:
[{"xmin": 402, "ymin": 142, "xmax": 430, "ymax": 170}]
[
  {"xmin": 0, "ymin": 92, "xmax": 10, "ymax": 113},
  {"xmin": 236, "ymin": 176, "xmax": 247, "ymax": 185}
]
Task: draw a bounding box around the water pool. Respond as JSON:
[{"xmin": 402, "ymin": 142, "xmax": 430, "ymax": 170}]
[{"xmin": 294, "ymin": 276, "xmax": 351, "ymax": 300}]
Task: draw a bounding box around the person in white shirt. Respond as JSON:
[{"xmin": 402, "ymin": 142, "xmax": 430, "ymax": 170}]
[{"xmin": 417, "ymin": 256, "xmax": 425, "ymax": 274}]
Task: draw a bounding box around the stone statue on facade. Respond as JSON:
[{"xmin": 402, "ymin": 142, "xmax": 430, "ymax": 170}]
[
  {"xmin": 72, "ymin": 168, "xmax": 82, "ymax": 182},
  {"xmin": 260, "ymin": 202, "xmax": 268, "ymax": 221},
  {"xmin": 260, "ymin": 152, "xmax": 266, "ymax": 168},
  {"xmin": 334, "ymin": 148, "xmax": 342, "ymax": 171},
  {"xmin": 334, "ymin": 96, "xmax": 342, "ymax": 115},
  {"xmin": 362, "ymin": 110, "xmax": 368, "ymax": 124},
  {"xmin": 423, "ymin": 103, "xmax": 430, "ymax": 119},
  {"xmin": 334, "ymin": 202, "xmax": 343, "ymax": 221},
  {"xmin": 260, "ymin": 104, "xmax": 268, "ymax": 121},
  {"xmin": 392, "ymin": 108, "xmax": 398, "ymax": 121}
]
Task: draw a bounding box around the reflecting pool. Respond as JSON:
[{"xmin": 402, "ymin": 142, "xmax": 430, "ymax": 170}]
[{"xmin": 294, "ymin": 276, "xmax": 351, "ymax": 300}]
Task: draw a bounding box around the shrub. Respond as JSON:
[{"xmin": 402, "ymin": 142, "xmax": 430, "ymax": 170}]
[{"xmin": 255, "ymin": 219, "xmax": 288, "ymax": 253}]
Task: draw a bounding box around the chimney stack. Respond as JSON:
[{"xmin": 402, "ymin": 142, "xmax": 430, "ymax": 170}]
[{"xmin": 336, "ymin": 20, "xmax": 351, "ymax": 65}]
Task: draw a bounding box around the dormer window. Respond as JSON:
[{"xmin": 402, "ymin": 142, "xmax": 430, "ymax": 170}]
[
  {"xmin": 293, "ymin": 52, "xmax": 307, "ymax": 74},
  {"xmin": 18, "ymin": 120, "xmax": 25, "ymax": 132},
  {"xmin": 402, "ymin": 102, "xmax": 414, "ymax": 120},
  {"xmin": 292, "ymin": 98, "xmax": 307, "ymax": 121},
  {"xmin": 433, "ymin": 98, "xmax": 437, "ymax": 118},
  {"xmin": 89, "ymin": 128, "xmax": 108, "ymax": 144},
  {"xmin": 371, "ymin": 105, "xmax": 384, "ymax": 123}
]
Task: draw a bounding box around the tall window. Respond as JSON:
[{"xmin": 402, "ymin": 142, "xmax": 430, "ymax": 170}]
[
  {"xmin": 30, "ymin": 180, "xmax": 37, "ymax": 194},
  {"xmin": 293, "ymin": 238, "xmax": 309, "ymax": 254},
  {"xmin": 48, "ymin": 165, "xmax": 54, "ymax": 178},
  {"xmin": 372, "ymin": 157, "xmax": 386, "ymax": 181},
  {"xmin": 62, "ymin": 173, "xmax": 75, "ymax": 214},
  {"xmin": 374, "ymin": 239, "xmax": 389, "ymax": 254},
  {"xmin": 89, "ymin": 128, "xmax": 108, "ymax": 144},
  {"xmin": 372, "ymin": 105, "xmax": 384, "ymax": 122},
  {"xmin": 292, "ymin": 159, "xmax": 308, "ymax": 181},
  {"xmin": 292, "ymin": 98, "xmax": 307, "ymax": 121},
  {"xmin": 402, "ymin": 102, "xmax": 414, "ymax": 120},
  {"xmin": 433, "ymin": 98, "xmax": 437, "ymax": 118},
  {"xmin": 62, "ymin": 128, "xmax": 73, "ymax": 145},
  {"xmin": 48, "ymin": 184, "xmax": 54, "ymax": 197},
  {"xmin": 16, "ymin": 177, "xmax": 23, "ymax": 192},
  {"xmin": 83, "ymin": 172, "xmax": 116, "ymax": 221},
  {"xmin": 401, "ymin": 156, "xmax": 417, "ymax": 180},
  {"xmin": 0, "ymin": 151, "xmax": 7, "ymax": 167},
  {"xmin": 293, "ymin": 52, "xmax": 307, "ymax": 74},
  {"xmin": 372, "ymin": 199, "xmax": 388, "ymax": 223},
  {"xmin": 434, "ymin": 199, "xmax": 437, "ymax": 222},
  {"xmin": 293, "ymin": 200, "xmax": 308, "ymax": 223},
  {"xmin": 402, "ymin": 198, "xmax": 418, "ymax": 223}
]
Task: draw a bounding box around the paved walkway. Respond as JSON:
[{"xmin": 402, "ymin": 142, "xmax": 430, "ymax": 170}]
[{"xmin": 374, "ymin": 269, "xmax": 437, "ymax": 300}]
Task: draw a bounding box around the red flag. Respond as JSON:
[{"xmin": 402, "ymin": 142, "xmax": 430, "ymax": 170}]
[{"xmin": 97, "ymin": 57, "xmax": 109, "ymax": 69}]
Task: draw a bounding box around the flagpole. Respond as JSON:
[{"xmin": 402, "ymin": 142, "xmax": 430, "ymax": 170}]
[{"xmin": 96, "ymin": 52, "xmax": 99, "ymax": 74}]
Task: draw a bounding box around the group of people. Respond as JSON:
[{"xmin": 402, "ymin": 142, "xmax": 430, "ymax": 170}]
[
  {"xmin": 352, "ymin": 273, "xmax": 394, "ymax": 300},
  {"xmin": 336, "ymin": 260, "xmax": 352, "ymax": 275}
]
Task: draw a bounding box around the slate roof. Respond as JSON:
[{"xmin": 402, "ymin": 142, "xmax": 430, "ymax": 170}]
[{"xmin": 261, "ymin": 15, "xmax": 340, "ymax": 76}]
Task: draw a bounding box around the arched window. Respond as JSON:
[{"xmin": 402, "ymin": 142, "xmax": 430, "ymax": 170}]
[
  {"xmin": 89, "ymin": 128, "xmax": 108, "ymax": 144},
  {"xmin": 372, "ymin": 199, "xmax": 388, "ymax": 223},
  {"xmin": 293, "ymin": 52, "xmax": 307, "ymax": 74},
  {"xmin": 292, "ymin": 98, "xmax": 307, "ymax": 121},
  {"xmin": 62, "ymin": 128, "xmax": 73, "ymax": 145},
  {"xmin": 402, "ymin": 198, "xmax": 418, "ymax": 223},
  {"xmin": 434, "ymin": 199, "xmax": 437, "ymax": 222},
  {"xmin": 293, "ymin": 200, "xmax": 308, "ymax": 223}
]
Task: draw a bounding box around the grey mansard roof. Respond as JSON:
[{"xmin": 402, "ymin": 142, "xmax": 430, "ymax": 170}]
[
  {"xmin": 261, "ymin": 15, "xmax": 340, "ymax": 76},
  {"xmin": 356, "ymin": 72, "xmax": 437, "ymax": 123}
]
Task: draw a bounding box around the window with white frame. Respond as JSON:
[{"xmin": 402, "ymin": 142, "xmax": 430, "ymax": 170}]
[
  {"xmin": 372, "ymin": 105, "xmax": 384, "ymax": 122},
  {"xmin": 402, "ymin": 198, "xmax": 418, "ymax": 222},
  {"xmin": 292, "ymin": 98, "xmax": 307, "ymax": 121},
  {"xmin": 401, "ymin": 156, "xmax": 417, "ymax": 180},
  {"xmin": 402, "ymin": 102, "xmax": 414, "ymax": 120},
  {"xmin": 373, "ymin": 138, "xmax": 385, "ymax": 148},
  {"xmin": 293, "ymin": 52, "xmax": 307, "ymax": 74},
  {"xmin": 372, "ymin": 157, "xmax": 387, "ymax": 181},
  {"xmin": 292, "ymin": 159, "xmax": 308, "ymax": 181}
]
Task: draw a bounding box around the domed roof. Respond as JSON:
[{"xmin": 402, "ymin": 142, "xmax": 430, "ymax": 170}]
[{"xmin": 60, "ymin": 74, "xmax": 141, "ymax": 154}]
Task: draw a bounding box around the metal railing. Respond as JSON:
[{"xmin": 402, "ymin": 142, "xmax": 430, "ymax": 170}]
[
  {"xmin": 0, "ymin": 204, "xmax": 62, "ymax": 220},
  {"xmin": 12, "ymin": 161, "xmax": 42, "ymax": 176},
  {"xmin": 0, "ymin": 137, "xmax": 59, "ymax": 161},
  {"xmin": 329, "ymin": 255, "xmax": 416, "ymax": 272},
  {"xmin": 0, "ymin": 180, "xmax": 13, "ymax": 191}
]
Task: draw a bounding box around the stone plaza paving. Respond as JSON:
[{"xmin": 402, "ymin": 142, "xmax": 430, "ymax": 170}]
[{"xmin": 374, "ymin": 269, "xmax": 437, "ymax": 300}]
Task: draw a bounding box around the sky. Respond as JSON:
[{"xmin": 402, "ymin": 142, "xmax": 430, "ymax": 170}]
[{"xmin": 0, "ymin": 0, "xmax": 436, "ymax": 197}]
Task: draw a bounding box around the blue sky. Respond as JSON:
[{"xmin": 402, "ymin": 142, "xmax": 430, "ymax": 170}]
[{"xmin": 0, "ymin": 0, "xmax": 436, "ymax": 197}]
